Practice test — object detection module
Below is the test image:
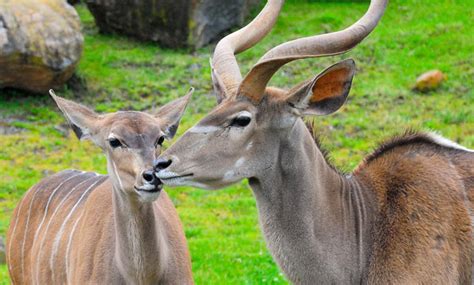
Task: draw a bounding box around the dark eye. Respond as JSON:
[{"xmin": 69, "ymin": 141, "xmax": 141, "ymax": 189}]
[
  {"xmin": 155, "ymin": 136, "xmax": 165, "ymax": 147},
  {"xmin": 230, "ymin": 116, "xmax": 251, "ymax": 127},
  {"xmin": 109, "ymin": 138, "xmax": 123, "ymax": 148}
]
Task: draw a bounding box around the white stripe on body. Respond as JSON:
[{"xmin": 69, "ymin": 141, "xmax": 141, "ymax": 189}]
[
  {"xmin": 31, "ymin": 173, "xmax": 85, "ymax": 255},
  {"xmin": 20, "ymin": 184, "xmax": 46, "ymax": 280},
  {"xmin": 65, "ymin": 212, "xmax": 84, "ymax": 282},
  {"xmin": 34, "ymin": 176, "xmax": 97, "ymax": 284},
  {"xmin": 50, "ymin": 176, "xmax": 105, "ymax": 280},
  {"xmin": 8, "ymin": 184, "xmax": 36, "ymax": 285}
]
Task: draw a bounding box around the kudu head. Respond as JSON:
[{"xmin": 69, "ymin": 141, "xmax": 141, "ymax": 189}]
[
  {"xmin": 51, "ymin": 89, "xmax": 192, "ymax": 201},
  {"xmin": 153, "ymin": 0, "xmax": 387, "ymax": 189}
]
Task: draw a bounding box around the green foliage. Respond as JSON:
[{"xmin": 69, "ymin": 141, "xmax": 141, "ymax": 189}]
[{"xmin": 0, "ymin": 0, "xmax": 472, "ymax": 283}]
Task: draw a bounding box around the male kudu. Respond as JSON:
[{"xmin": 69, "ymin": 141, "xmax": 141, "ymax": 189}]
[
  {"xmin": 153, "ymin": 0, "xmax": 474, "ymax": 283},
  {"xmin": 7, "ymin": 90, "xmax": 194, "ymax": 284}
]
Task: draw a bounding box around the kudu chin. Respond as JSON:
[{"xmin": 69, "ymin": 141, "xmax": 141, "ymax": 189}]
[
  {"xmin": 7, "ymin": 90, "xmax": 194, "ymax": 284},
  {"xmin": 153, "ymin": 0, "xmax": 474, "ymax": 284}
]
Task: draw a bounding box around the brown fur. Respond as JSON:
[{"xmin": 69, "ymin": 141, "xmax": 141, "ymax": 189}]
[
  {"xmin": 307, "ymin": 126, "xmax": 474, "ymax": 283},
  {"xmin": 156, "ymin": 104, "xmax": 473, "ymax": 284},
  {"xmin": 7, "ymin": 171, "xmax": 193, "ymax": 284},
  {"xmin": 353, "ymin": 136, "xmax": 473, "ymax": 284},
  {"xmin": 7, "ymin": 92, "xmax": 194, "ymax": 284}
]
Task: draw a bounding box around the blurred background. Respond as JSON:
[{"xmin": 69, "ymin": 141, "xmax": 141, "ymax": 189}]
[{"xmin": 0, "ymin": 0, "xmax": 472, "ymax": 283}]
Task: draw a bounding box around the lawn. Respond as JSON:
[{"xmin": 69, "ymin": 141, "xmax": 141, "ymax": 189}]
[{"xmin": 0, "ymin": 0, "xmax": 473, "ymax": 283}]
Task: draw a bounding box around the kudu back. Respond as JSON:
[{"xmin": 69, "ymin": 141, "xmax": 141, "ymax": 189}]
[
  {"xmin": 152, "ymin": 0, "xmax": 474, "ymax": 283},
  {"xmin": 7, "ymin": 90, "xmax": 194, "ymax": 284}
]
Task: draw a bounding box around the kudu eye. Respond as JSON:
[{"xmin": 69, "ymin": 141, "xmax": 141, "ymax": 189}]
[
  {"xmin": 230, "ymin": 116, "xmax": 251, "ymax": 127},
  {"xmin": 108, "ymin": 138, "xmax": 123, "ymax": 148},
  {"xmin": 155, "ymin": 136, "xmax": 165, "ymax": 148}
]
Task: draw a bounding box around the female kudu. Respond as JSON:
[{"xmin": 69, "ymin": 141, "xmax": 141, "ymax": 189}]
[
  {"xmin": 153, "ymin": 0, "xmax": 474, "ymax": 283},
  {"xmin": 7, "ymin": 90, "xmax": 194, "ymax": 284}
]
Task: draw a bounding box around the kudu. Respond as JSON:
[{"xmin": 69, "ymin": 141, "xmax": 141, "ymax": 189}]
[
  {"xmin": 7, "ymin": 90, "xmax": 194, "ymax": 284},
  {"xmin": 152, "ymin": 0, "xmax": 474, "ymax": 283}
]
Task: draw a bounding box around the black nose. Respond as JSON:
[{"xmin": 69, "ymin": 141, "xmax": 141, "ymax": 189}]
[
  {"xmin": 142, "ymin": 170, "xmax": 155, "ymax": 183},
  {"xmin": 154, "ymin": 158, "xmax": 172, "ymax": 170}
]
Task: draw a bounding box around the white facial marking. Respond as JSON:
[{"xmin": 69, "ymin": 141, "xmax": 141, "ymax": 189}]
[
  {"xmin": 427, "ymin": 132, "xmax": 473, "ymax": 152},
  {"xmin": 155, "ymin": 170, "xmax": 179, "ymax": 180},
  {"xmin": 111, "ymin": 161, "xmax": 124, "ymax": 190},
  {"xmin": 137, "ymin": 184, "xmax": 156, "ymax": 191},
  {"xmin": 236, "ymin": 110, "xmax": 252, "ymax": 118},
  {"xmin": 246, "ymin": 141, "xmax": 253, "ymax": 150},
  {"xmin": 188, "ymin": 125, "xmax": 220, "ymax": 134}
]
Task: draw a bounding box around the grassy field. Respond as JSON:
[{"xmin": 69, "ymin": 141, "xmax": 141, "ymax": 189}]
[{"xmin": 0, "ymin": 0, "xmax": 473, "ymax": 283}]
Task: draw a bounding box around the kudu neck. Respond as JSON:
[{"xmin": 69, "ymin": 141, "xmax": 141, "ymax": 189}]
[
  {"xmin": 108, "ymin": 164, "xmax": 166, "ymax": 283},
  {"xmin": 249, "ymin": 119, "xmax": 376, "ymax": 282}
]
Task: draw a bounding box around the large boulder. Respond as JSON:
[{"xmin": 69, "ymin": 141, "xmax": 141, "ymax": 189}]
[
  {"xmin": 85, "ymin": 0, "xmax": 261, "ymax": 48},
  {"xmin": 0, "ymin": 0, "xmax": 83, "ymax": 93}
]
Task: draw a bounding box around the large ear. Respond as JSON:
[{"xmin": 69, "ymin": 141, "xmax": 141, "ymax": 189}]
[
  {"xmin": 155, "ymin": 88, "xmax": 193, "ymax": 139},
  {"xmin": 49, "ymin": 90, "xmax": 100, "ymax": 140},
  {"xmin": 210, "ymin": 59, "xmax": 228, "ymax": 104},
  {"xmin": 286, "ymin": 59, "xmax": 356, "ymax": 116}
]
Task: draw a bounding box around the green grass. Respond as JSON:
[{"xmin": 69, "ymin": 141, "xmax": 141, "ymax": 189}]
[{"xmin": 0, "ymin": 0, "xmax": 473, "ymax": 283}]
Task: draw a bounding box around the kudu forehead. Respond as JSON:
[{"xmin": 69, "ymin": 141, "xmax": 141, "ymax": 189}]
[
  {"xmin": 198, "ymin": 99, "xmax": 255, "ymax": 126},
  {"xmin": 103, "ymin": 111, "xmax": 162, "ymax": 147}
]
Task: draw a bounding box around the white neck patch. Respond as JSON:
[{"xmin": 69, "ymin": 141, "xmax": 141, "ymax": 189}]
[{"xmin": 427, "ymin": 132, "xmax": 473, "ymax": 152}]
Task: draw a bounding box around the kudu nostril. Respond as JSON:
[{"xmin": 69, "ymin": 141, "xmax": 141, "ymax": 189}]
[
  {"xmin": 142, "ymin": 170, "xmax": 155, "ymax": 183},
  {"xmin": 153, "ymin": 158, "xmax": 172, "ymax": 170}
]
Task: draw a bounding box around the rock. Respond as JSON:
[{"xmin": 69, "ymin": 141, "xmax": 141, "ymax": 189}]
[
  {"xmin": 414, "ymin": 70, "xmax": 445, "ymax": 92},
  {"xmin": 0, "ymin": 0, "xmax": 83, "ymax": 93},
  {"xmin": 191, "ymin": 0, "xmax": 261, "ymax": 48},
  {"xmin": 85, "ymin": 0, "xmax": 261, "ymax": 48}
]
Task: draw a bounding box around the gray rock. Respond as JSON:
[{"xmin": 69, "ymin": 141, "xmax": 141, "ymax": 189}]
[
  {"xmin": 85, "ymin": 0, "xmax": 261, "ymax": 48},
  {"xmin": 191, "ymin": 0, "xmax": 261, "ymax": 48},
  {"xmin": 0, "ymin": 0, "xmax": 84, "ymax": 93}
]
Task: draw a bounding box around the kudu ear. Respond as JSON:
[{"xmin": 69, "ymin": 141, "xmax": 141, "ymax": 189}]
[
  {"xmin": 49, "ymin": 90, "xmax": 100, "ymax": 140},
  {"xmin": 286, "ymin": 59, "xmax": 356, "ymax": 116},
  {"xmin": 210, "ymin": 59, "xmax": 228, "ymax": 104},
  {"xmin": 155, "ymin": 88, "xmax": 193, "ymax": 139}
]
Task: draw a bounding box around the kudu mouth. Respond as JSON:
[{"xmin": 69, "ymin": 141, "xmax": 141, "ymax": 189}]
[
  {"xmin": 134, "ymin": 177, "xmax": 164, "ymax": 193},
  {"xmin": 154, "ymin": 172, "xmax": 194, "ymax": 183}
]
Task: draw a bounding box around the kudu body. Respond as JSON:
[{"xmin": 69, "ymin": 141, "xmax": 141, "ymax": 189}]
[
  {"xmin": 153, "ymin": 0, "xmax": 474, "ymax": 283},
  {"xmin": 7, "ymin": 91, "xmax": 194, "ymax": 284}
]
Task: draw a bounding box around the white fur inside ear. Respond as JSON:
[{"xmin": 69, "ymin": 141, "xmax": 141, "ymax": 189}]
[{"xmin": 78, "ymin": 132, "xmax": 91, "ymax": 140}]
